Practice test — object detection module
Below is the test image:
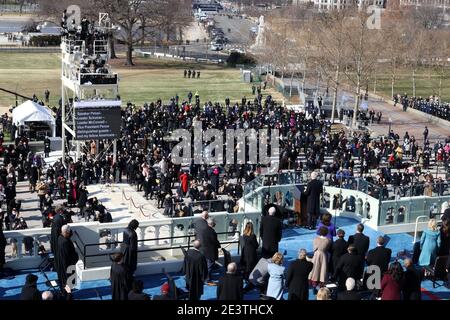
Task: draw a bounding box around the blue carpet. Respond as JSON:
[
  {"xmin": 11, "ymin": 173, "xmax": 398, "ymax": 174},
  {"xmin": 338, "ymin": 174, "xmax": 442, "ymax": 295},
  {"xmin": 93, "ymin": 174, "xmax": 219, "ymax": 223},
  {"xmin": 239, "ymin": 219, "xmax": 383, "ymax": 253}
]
[{"xmin": 1, "ymin": 217, "xmax": 448, "ymax": 300}]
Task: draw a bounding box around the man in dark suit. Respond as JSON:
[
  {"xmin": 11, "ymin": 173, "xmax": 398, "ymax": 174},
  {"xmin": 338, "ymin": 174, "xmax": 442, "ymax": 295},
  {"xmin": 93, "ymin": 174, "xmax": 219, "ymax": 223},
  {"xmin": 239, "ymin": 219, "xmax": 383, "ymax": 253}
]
[
  {"xmin": 183, "ymin": 240, "xmax": 208, "ymax": 300},
  {"xmin": 201, "ymin": 218, "xmax": 221, "ymax": 282},
  {"xmin": 194, "ymin": 211, "xmax": 209, "ymax": 243},
  {"xmin": 331, "ymin": 229, "xmax": 348, "ymax": 274},
  {"xmin": 366, "ymin": 236, "xmax": 392, "ymax": 274},
  {"xmin": 303, "ymin": 171, "xmax": 323, "ymax": 229},
  {"xmin": 348, "ymin": 223, "xmax": 370, "ymax": 278},
  {"xmin": 55, "ymin": 225, "xmax": 79, "ymax": 290},
  {"xmin": 217, "ymin": 262, "xmax": 243, "ymax": 300},
  {"xmin": 337, "ymin": 277, "xmax": 361, "ymax": 300},
  {"xmin": 260, "ymin": 207, "xmax": 282, "ymax": 258},
  {"xmin": 333, "ymin": 245, "xmax": 361, "ymax": 291},
  {"xmin": 286, "ymin": 249, "xmax": 313, "ymax": 300},
  {"xmin": 403, "ymin": 258, "xmax": 422, "ymax": 300}
]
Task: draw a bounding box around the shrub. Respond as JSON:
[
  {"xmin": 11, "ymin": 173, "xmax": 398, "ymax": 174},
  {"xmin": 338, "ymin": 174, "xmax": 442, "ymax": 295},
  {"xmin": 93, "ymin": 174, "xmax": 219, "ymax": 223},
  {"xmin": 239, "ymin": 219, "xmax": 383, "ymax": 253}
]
[
  {"xmin": 226, "ymin": 52, "xmax": 256, "ymax": 67},
  {"xmin": 29, "ymin": 35, "xmax": 61, "ymax": 47}
]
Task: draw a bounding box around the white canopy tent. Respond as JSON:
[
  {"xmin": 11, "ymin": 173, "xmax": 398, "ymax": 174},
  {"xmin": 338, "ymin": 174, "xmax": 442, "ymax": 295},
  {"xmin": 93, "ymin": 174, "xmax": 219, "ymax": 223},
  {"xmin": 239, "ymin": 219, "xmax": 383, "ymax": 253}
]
[{"xmin": 12, "ymin": 100, "xmax": 56, "ymax": 138}]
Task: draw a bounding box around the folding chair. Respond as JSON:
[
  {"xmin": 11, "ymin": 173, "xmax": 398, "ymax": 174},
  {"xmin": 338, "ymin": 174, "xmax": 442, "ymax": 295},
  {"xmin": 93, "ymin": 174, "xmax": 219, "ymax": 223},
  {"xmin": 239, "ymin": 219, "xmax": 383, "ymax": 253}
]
[
  {"xmin": 424, "ymin": 255, "xmax": 449, "ymax": 288},
  {"xmin": 38, "ymin": 252, "xmax": 61, "ymax": 293}
]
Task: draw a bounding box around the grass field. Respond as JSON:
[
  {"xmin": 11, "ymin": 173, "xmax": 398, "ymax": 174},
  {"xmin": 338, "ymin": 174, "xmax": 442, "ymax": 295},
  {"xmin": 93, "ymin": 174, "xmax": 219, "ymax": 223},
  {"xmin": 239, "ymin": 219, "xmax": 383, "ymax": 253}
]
[
  {"xmin": 372, "ymin": 67, "xmax": 450, "ymax": 102},
  {"xmin": 0, "ymin": 52, "xmax": 282, "ymax": 110}
]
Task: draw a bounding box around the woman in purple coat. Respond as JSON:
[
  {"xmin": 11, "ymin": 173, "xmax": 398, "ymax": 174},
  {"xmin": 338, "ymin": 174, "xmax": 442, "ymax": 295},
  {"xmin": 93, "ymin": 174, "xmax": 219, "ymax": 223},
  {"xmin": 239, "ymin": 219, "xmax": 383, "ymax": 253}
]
[{"xmin": 316, "ymin": 213, "xmax": 336, "ymax": 242}]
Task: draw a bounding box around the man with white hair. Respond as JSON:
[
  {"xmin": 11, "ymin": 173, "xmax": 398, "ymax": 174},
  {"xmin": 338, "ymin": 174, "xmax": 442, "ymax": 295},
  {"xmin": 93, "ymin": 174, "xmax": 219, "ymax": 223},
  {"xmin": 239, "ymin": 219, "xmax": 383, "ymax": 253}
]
[
  {"xmin": 55, "ymin": 224, "xmax": 79, "ymax": 291},
  {"xmin": 260, "ymin": 206, "xmax": 282, "ymax": 258},
  {"xmin": 337, "ymin": 277, "xmax": 361, "ymax": 300},
  {"xmin": 304, "ymin": 171, "xmax": 323, "ymax": 229},
  {"xmin": 41, "ymin": 291, "xmax": 54, "ymax": 300},
  {"xmin": 217, "ymin": 262, "xmax": 244, "ymax": 300},
  {"xmin": 286, "ymin": 249, "xmax": 313, "ymax": 300}
]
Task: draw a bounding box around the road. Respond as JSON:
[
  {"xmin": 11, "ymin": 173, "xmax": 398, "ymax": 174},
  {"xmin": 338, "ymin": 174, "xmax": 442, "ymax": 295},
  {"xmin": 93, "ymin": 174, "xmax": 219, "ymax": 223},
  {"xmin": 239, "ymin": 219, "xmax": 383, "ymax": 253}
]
[
  {"xmin": 213, "ymin": 14, "xmax": 256, "ymax": 46},
  {"xmin": 0, "ymin": 15, "xmax": 59, "ymax": 33}
]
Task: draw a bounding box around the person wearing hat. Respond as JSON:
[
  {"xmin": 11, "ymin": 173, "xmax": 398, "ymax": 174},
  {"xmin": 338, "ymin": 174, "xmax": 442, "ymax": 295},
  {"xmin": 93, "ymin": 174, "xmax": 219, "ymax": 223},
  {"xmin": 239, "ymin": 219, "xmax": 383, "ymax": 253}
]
[
  {"xmin": 20, "ymin": 274, "xmax": 41, "ymax": 300},
  {"xmin": 55, "ymin": 224, "xmax": 79, "ymax": 290}
]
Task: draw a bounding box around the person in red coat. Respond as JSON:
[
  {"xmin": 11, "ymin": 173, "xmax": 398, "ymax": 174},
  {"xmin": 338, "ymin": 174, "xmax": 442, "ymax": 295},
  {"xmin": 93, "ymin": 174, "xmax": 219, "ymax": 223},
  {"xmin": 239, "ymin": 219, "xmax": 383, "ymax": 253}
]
[
  {"xmin": 380, "ymin": 261, "xmax": 404, "ymax": 300},
  {"xmin": 68, "ymin": 179, "xmax": 78, "ymax": 206},
  {"xmin": 180, "ymin": 171, "xmax": 189, "ymax": 196}
]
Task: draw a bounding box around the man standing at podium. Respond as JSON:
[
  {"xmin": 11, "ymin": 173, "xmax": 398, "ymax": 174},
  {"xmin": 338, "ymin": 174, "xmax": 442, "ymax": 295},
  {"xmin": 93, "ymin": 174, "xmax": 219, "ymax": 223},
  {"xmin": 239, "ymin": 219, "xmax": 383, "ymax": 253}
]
[{"xmin": 304, "ymin": 171, "xmax": 323, "ymax": 230}]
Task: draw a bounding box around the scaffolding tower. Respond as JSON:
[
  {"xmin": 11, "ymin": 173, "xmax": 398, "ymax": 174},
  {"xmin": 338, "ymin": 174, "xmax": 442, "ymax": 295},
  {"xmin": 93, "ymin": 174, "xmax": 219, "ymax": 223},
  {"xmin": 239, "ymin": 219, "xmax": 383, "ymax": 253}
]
[{"xmin": 60, "ymin": 13, "xmax": 120, "ymax": 166}]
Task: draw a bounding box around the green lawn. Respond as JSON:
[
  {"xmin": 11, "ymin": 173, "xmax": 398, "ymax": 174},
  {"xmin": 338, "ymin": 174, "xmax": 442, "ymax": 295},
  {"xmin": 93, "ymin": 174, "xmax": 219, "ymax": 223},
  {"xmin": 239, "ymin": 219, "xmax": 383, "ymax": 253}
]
[
  {"xmin": 0, "ymin": 53, "xmax": 280, "ymax": 110},
  {"xmin": 372, "ymin": 67, "xmax": 450, "ymax": 102}
]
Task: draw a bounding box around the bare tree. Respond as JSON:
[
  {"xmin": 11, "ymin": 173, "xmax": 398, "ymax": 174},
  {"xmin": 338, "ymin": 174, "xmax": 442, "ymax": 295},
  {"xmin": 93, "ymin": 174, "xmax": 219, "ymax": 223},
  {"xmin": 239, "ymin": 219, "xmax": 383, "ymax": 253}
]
[
  {"xmin": 314, "ymin": 9, "xmax": 349, "ymax": 123},
  {"xmin": 428, "ymin": 29, "xmax": 450, "ymax": 99},
  {"xmin": 93, "ymin": 0, "xmax": 149, "ymax": 66},
  {"xmin": 404, "ymin": 19, "xmax": 429, "ymax": 98},
  {"xmin": 382, "ymin": 13, "xmax": 407, "ymax": 100},
  {"xmin": 341, "ymin": 8, "xmax": 381, "ymax": 129},
  {"xmin": 412, "ymin": 5, "xmax": 446, "ymax": 30}
]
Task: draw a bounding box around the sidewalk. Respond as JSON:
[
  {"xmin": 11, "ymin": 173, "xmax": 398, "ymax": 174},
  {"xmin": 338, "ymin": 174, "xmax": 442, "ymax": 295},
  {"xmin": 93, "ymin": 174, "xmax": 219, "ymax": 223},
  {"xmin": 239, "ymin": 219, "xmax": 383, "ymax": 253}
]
[{"xmin": 364, "ymin": 95, "xmax": 450, "ymax": 142}]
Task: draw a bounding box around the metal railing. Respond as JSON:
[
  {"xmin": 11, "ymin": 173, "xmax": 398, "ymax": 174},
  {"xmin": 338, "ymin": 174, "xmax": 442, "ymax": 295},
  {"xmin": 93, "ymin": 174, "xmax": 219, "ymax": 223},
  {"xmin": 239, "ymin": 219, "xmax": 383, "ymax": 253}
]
[
  {"xmin": 191, "ymin": 199, "xmax": 235, "ymax": 213},
  {"xmin": 77, "ymin": 231, "xmax": 240, "ymax": 269},
  {"xmin": 121, "ymin": 188, "xmax": 150, "ymax": 218},
  {"xmin": 62, "ymin": 39, "xmax": 85, "ymax": 55},
  {"xmin": 413, "ymin": 215, "xmax": 429, "ymax": 244}
]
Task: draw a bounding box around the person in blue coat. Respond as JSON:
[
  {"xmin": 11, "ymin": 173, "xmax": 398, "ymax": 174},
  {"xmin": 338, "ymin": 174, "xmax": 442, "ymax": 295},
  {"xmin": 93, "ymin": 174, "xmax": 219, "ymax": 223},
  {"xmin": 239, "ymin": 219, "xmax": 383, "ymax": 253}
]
[
  {"xmin": 419, "ymin": 219, "xmax": 441, "ymax": 266},
  {"xmin": 266, "ymin": 252, "xmax": 285, "ymax": 300}
]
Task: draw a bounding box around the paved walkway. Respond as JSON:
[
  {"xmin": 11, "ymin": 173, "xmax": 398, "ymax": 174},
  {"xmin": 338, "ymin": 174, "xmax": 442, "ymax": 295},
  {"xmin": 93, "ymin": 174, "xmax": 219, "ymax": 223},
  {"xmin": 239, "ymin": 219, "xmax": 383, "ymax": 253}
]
[
  {"xmin": 364, "ymin": 96, "xmax": 450, "ymax": 143},
  {"xmin": 12, "ymin": 180, "xmax": 166, "ymax": 230}
]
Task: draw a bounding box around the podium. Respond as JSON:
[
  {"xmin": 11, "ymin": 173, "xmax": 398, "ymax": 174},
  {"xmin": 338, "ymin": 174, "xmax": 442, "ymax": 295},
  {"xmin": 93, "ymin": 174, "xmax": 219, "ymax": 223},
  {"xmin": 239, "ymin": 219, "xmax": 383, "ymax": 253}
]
[{"xmin": 295, "ymin": 193, "xmax": 308, "ymax": 226}]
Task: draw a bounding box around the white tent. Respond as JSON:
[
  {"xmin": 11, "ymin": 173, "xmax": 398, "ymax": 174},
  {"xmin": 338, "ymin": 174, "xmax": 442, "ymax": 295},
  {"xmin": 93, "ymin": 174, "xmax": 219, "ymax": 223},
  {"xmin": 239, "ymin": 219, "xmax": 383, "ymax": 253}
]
[{"xmin": 12, "ymin": 100, "xmax": 56, "ymax": 137}]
